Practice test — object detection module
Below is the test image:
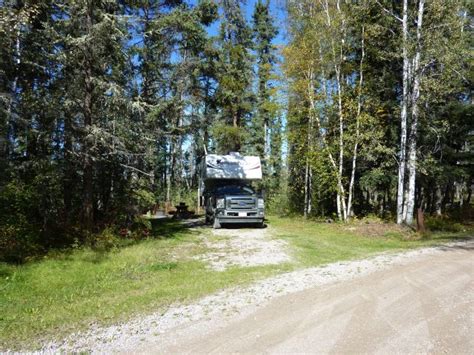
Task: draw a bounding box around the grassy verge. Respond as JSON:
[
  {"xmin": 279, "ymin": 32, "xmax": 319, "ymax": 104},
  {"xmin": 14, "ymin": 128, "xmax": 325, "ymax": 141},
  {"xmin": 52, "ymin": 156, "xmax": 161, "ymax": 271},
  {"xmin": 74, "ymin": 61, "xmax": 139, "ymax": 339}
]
[
  {"xmin": 1, "ymin": 217, "xmax": 471, "ymax": 350},
  {"xmin": 0, "ymin": 221, "xmax": 281, "ymax": 350},
  {"xmin": 270, "ymin": 216, "xmax": 473, "ymax": 267}
]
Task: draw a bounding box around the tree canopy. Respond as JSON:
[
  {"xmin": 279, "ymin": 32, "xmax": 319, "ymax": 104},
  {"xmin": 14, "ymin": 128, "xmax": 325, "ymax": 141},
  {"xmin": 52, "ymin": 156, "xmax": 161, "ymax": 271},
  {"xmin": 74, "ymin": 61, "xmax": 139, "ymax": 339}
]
[{"xmin": 0, "ymin": 0, "xmax": 472, "ymax": 262}]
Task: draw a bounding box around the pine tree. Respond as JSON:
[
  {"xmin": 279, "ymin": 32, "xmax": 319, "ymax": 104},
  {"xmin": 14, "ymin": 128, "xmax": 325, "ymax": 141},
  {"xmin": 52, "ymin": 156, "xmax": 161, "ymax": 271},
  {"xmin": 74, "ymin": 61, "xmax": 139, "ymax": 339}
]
[
  {"xmin": 214, "ymin": 0, "xmax": 253, "ymax": 153},
  {"xmin": 48, "ymin": 0, "xmax": 130, "ymax": 229},
  {"xmin": 252, "ymin": 0, "xmax": 281, "ymax": 194}
]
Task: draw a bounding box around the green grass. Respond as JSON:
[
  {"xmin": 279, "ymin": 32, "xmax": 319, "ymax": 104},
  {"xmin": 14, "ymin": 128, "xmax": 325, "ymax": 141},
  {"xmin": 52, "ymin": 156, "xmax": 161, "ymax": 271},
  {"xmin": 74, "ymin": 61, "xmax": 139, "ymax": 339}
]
[
  {"xmin": 0, "ymin": 222, "xmax": 280, "ymax": 350},
  {"xmin": 0, "ymin": 217, "xmax": 471, "ymax": 350},
  {"xmin": 269, "ymin": 216, "xmax": 472, "ymax": 267}
]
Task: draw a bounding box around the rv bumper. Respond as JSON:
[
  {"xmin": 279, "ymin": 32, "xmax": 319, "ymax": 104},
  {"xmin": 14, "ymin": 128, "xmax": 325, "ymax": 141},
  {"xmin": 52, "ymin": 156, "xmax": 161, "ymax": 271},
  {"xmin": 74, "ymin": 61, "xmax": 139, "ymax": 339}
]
[
  {"xmin": 217, "ymin": 216, "xmax": 264, "ymax": 224},
  {"xmin": 216, "ymin": 209, "xmax": 264, "ymax": 224}
]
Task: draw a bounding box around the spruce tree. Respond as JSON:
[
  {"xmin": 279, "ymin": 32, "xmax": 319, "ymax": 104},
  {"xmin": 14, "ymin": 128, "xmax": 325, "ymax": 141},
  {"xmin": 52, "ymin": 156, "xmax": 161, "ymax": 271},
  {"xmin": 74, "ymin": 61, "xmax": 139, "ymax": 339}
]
[
  {"xmin": 252, "ymin": 0, "xmax": 280, "ymax": 193},
  {"xmin": 49, "ymin": 0, "xmax": 129, "ymax": 229},
  {"xmin": 214, "ymin": 0, "xmax": 253, "ymax": 153}
]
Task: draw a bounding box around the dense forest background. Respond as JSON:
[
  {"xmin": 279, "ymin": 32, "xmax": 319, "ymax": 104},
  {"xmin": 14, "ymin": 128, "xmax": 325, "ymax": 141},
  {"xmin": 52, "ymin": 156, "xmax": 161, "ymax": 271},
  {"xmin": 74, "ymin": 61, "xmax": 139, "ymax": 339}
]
[{"xmin": 0, "ymin": 0, "xmax": 472, "ymax": 262}]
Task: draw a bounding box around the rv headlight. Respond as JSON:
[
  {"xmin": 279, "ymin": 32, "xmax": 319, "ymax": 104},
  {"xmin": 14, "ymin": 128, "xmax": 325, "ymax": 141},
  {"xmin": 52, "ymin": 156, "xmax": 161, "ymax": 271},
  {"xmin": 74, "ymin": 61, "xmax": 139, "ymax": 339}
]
[
  {"xmin": 216, "ymin": 198, "xmax": 225, "ymax": 209},
  {"xmin": 258, "ymin": 198, "xmax": 265, "ymax": 209}
]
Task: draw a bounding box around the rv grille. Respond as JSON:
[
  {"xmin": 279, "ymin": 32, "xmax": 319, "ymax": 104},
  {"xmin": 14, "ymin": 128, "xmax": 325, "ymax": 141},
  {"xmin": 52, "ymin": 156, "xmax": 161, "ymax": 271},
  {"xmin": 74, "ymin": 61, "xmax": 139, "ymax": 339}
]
[{"xmin": 227, "ymin": 196, "xmax": 256, "ymax": 210}]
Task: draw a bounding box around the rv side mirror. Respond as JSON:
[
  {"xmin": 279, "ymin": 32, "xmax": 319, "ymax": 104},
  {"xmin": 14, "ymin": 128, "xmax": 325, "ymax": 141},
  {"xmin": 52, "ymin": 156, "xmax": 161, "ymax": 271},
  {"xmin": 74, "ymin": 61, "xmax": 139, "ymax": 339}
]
[{"xmin": 199, "ymin": 196, "xmax": 205, "ymax": 207}]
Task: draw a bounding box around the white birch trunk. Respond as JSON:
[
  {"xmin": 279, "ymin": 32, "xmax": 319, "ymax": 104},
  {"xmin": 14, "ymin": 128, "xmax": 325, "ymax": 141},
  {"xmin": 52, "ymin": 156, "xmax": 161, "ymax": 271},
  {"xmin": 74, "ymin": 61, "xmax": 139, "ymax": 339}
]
[
  {"xmin": 405, "ymin": 0, "xmax": 425, "ymax": 225},
  {"xmin": 304, "ymin": 158, "xmax": 310, "ymax": 218},
  {"xmin": 324, "ymin": 0, "xmax": 347, "ymax": 221},
  {"xmin": 336, "ymin": 193, "xmax": 342, "ymax": 220},
  {"xmin": 397, "ymin": 0, "xmax": 409, "ymax": 224},
  {"xmin": 306, "ymin": 145, "xmax": 313, "ymax": 216},
  {"xmin": 304, "ymin": 68, "xmax": 315, "ymax": 218},
  {"xmin": 346, "ymin": 26, "xmax": 365, "ymax": 221},
  {"xmin": 308, "ymin": 164, "xmax": 312, "ymax": 215},
  {"xmin": 335, "ymin": 67, "xmax": 347, "ymax": 221},
  {"xmin": 435, "ymin": 184, "xmax": 443, "ymax": 216}
]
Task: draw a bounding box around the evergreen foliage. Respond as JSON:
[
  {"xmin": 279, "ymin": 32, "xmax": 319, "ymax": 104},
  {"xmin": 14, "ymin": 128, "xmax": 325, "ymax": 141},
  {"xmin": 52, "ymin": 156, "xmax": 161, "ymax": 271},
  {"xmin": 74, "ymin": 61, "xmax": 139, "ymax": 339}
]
[
  {"xmin": 0, "ymin": 0, "xmax": 471, "ymax": 262},
  {"xmin": 214, "ymin": 0, "xmax": 254, "ymax": 152}
]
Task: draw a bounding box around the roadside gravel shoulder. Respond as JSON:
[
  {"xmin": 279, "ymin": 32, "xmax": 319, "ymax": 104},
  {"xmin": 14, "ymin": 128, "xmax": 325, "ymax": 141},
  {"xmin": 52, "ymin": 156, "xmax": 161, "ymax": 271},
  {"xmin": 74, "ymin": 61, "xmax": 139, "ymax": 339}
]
[{"xmin": 36, "ymin": 239, "xmax": 473, "ymax": 353}]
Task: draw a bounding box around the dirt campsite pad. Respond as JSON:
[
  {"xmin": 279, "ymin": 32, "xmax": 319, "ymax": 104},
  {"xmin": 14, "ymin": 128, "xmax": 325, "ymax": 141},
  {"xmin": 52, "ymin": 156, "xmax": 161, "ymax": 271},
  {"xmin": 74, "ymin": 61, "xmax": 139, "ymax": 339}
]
[{"xmin": 192, "ymin": 225, "xmax": 291, "ymax": 271}]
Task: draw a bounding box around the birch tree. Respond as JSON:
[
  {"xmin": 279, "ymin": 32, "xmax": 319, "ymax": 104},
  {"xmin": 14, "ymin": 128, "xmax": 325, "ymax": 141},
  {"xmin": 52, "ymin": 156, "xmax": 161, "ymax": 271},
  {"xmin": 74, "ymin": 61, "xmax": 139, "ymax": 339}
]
[
  {"xmin": 403, "ymin": 0, "xmax": 425, "ymax": 225},
  {"xmin": 382, "ymin": 0, "xmax": 465, "ymax": 225},
  {"xmin": 285, "ymin": 0, "xmax": 373, "ymax": 221},
  {"xmin": 396, "ymin": 0, "xmax": 410, "ymax": 224}
]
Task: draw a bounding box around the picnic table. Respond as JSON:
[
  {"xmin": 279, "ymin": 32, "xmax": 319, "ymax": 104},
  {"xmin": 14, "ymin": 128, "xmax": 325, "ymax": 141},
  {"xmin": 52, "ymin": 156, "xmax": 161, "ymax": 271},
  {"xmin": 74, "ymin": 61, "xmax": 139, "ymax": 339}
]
[{"xmin": 174, "ymin": 202, "xmax": 194, "ymax": 219}]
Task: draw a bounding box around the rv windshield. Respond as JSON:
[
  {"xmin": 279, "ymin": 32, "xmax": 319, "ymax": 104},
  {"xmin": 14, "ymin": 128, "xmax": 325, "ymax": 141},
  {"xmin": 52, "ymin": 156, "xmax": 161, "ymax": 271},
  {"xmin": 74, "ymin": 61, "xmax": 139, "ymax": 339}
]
[{"xmin": 215, "ymin": 185, "xmax": 255, "ymax": 196}]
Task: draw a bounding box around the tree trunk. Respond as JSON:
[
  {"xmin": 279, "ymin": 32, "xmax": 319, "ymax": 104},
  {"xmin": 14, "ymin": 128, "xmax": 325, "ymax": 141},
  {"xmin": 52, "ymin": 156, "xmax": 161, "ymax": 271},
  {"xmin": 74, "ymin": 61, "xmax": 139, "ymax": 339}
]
[
  {"xmin": 335, "ymin": 1, "xmax": 347, "ymax": 222},
  {"xmin": 322, "ymin": 0, "xmax": 347, "ymax": 221},
  {"xmin": 82, "ymin": 3, "xmax": 94, "ymax": 230},
  {"xmin": 465, "ymin": 183, "xmax": 472, "ymax": 206},
  {"xmin": 166, "ymin": 140, "xmax": 175, "ymax": 204},
  {"xmin": 335, "ymin": 67, "xmax": 347, "ymax": 221},
  {"xmin": 405, "ymin": 0, "xmax": 425, "ymax": 225},
  {"xmin": 346, "ymin": 25, "xmax": 365, "ymax": 221},
  {"xmin": 233, "ymin": 112, "xmax": 238, "ymax": 128},
  {"xmin": 416, "ymin": 208, "xmax": 426, "ymax": 233},
  {"xmin": 304, "ymin": 68, "xmax": 314, "ymax": 218},
  {"xmin": 304, "ymin": 158, "xmax": 311, "ymax": 218},
  {"xmin": 64, "ymin": 114, "xmax": 73, "ymax": 218},
  {"xmin": 397, "ymin": 0, "xmax": 409, "ymax": 225},
  {"xmin": 435, "ymin": 184, "xmax": 443, "ymax": 216},
  {"xmin": 264, "ymin": 120, "xmax": 269, "ymax": 161}
]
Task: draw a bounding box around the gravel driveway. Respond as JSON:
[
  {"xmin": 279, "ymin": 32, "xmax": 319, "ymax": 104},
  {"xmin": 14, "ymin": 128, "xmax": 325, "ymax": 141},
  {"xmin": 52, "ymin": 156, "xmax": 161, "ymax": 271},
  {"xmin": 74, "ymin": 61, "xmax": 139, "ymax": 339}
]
[
  {"xmin": 39, "ymin": 239, "xmax": 473, "ymax": 354},
  {"xmin": 156, "ymin": 241, "xmax": 473, "ymax": 354},
  {"xmin": 193, "ymin": 225, "xmax": 291, "ymax": 271}
]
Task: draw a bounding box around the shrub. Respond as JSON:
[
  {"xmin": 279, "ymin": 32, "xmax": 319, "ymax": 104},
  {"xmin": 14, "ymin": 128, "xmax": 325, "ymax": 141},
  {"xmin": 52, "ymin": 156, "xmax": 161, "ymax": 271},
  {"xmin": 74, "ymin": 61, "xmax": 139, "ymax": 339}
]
[
  {"xmin": 267, "ymin": 189, "xmax": 291, "ymax": 216},
  {"xmin": 425, "ymin": 215, "xmax": 464, "ymax": 233},
  {"xmin": 0, "ymin": 224, "xmax": 42, "ymax": 263},
  {"xmin": 0, "ymin": 181, "xmax": 43, "ymax": 263},
  {"xmin": 88, "ymin": 228, "xmax": 120, "ymax": 252},
  {"xmin": 355, "ymin": 214, "xmax": 385, "ymax": 224},
  {"xmin": 133, "ymin": 188, "xmax": 156, "ymax": 213}
]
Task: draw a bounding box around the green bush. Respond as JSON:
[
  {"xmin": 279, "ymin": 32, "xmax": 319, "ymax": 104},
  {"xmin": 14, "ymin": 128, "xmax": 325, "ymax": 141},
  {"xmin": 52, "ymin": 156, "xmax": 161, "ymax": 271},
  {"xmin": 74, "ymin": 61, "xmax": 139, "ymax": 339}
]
[
  {"xmin": 133, "ymin": 188, "xmax": 156, "ymax": 213},
  {"xmin": 0, "ymin": 224, "xmax": 42, "ymax": 263},
  {"xmin": 267, "ymin": 189, "xmax": 291, "ymax": 216},
  {"xmin": 0, "ymin": 181, "xmax": 43, "ymax": 263},
  {"xmin": 87, "ymin": 228, "xmax": 120, "ymax": 252},
  {"xmin": 425, "ymin": 215, "xmax": 464, "ymax": 232},
  {"xmin": 356, "ymin": 214, "xmax": 386, "ymax": 224},
  {"xmin": 130, "ymin": 215, "xmax": 152, "ymax": 239}
]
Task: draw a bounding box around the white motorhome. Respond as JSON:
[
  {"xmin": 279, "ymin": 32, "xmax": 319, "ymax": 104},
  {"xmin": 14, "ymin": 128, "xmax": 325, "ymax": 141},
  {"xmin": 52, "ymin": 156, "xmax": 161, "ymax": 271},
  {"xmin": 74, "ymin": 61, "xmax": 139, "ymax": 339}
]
[{"xmin": 200, "ymin": 152, "xmax": 264, "ymax": 228}]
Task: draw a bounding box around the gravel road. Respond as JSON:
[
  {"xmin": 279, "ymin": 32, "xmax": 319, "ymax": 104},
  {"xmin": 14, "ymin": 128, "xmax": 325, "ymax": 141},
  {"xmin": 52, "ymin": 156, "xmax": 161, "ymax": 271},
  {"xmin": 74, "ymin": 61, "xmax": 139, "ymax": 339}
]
[
  {"xmin": 39, "ymin": 240, "xmax": 473, "ymax": 354},
  {"xmin": 156, "ymin": 242, "xmax": 474, "ymax": 354}
]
